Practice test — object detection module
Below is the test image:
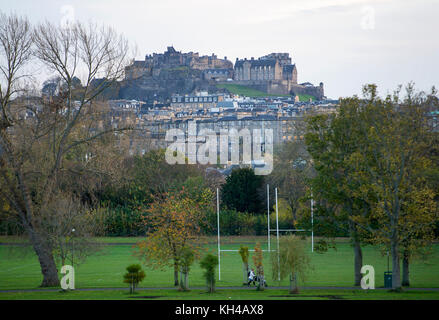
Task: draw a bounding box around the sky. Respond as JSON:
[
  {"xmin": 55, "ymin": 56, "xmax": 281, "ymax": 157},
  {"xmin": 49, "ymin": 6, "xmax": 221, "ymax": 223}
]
[{"xmin": 1, "ymin": 0, "xmax": 438, "ymax": 99}]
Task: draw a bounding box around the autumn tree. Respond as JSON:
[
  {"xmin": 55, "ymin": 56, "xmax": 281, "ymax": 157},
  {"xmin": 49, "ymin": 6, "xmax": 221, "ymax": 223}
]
[
  {"xmin": 0, "ymin": 13, "xmax": 131, "ymax": 286},
  {"xmin": 305, "ymin": 84, "xmax": 439, "ymax": 290},
  {"xmin": 136, "ymin": 186, "xmax": 213, "ymax": 286},
  {"xmin": 305, "ymin": 98, "xmax": 372, "ymax": 286},
  {"xmin": 252, "ymin": 242, "xmax": 265, "ymax": 291},
  {"xmin": 350, "ymin": 84, "xmax": 439, "ymax": 290}
]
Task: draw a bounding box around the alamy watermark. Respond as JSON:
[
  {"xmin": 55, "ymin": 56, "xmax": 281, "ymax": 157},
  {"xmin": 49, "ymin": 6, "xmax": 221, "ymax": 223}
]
[
  {"xmin": 60, "ymin": 265, "xmax": 75, "ymax": 290},
  {"xmin": 165, "ymin": 121, "xmax": 273, "ymax": 175},
  {"xmin": 360, "ymin": 265, "xmax": 375, "ymax": 290},
  {"xmin": 361, "ymin": 6, "xmax": 375, "ymax": 30},
  {"xmin": 60, "ymin": 5, "xmax": 75, "ymax": 29}
]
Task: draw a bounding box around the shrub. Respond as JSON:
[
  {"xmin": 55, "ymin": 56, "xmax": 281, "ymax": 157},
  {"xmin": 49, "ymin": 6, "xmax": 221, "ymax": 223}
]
[{"xmin": 123, "ymin": 264, "xmax": 145, "ymax": 294}]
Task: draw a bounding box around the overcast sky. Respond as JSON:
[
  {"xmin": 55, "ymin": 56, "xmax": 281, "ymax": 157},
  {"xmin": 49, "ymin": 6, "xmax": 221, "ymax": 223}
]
[{"xmin": 1, "ymin": 0, "xmax": 438, "ymax": 99}]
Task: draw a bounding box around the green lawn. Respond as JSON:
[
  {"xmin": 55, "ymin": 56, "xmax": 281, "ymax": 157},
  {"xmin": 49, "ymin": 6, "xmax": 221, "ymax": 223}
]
[
  {"xmin": 216, "ymin": 84, "xmax": 286, "ymax": 98},
  {"xmin": 1, "ymin": 236, "xmax": 438, "ymax": 294}
]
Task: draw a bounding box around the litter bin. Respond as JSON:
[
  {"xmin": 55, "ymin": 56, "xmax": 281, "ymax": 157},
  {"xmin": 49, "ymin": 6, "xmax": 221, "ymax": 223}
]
[{"xmin": 384, "ymin": 271, "xmax": 392, "ymax": 288}]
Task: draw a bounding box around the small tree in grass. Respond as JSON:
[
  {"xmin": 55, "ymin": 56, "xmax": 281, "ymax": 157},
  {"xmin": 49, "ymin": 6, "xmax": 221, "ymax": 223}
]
[
  {"xmin": 123, "ymin": 264, "xmax": 145, "ymax": 294},
  {"xmin": 238, "ymin": 245, "xmax": 250, "ymax": 285},
  {"xmin": 136, "ymin": 188, "xmax": 212, "ymax": 287},
  {"xmin": 200, "ymin": 254, "xmax": 218, "ymax": 293},
  {"xmin": 271, "ymin": 235, "xmax": 310, "ymax": 293},
  {"xmin": 252, "ymin": 242, "xmax": 265, "ymax": 291},
  {"xmin": 179, "ymin": 247, "xmax": 195, "ymax": 291}
]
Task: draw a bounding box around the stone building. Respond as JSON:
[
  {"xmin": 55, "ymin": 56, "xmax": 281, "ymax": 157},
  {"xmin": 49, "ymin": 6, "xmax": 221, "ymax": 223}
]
[
  {"xmin": 170, "ymin": 93, "xmax": 225, "ymax": 112},
  {"xmin": 234, "ymin": 53, "xmax": 297, "ymax": 83},
  {"xmin": 232, "ymin": 52, "xmax": 324, "ymax": 99}
]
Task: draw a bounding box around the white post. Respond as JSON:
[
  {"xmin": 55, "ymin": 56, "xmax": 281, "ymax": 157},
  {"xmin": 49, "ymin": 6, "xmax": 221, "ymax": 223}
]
[
  {"xmin": 311, "ymin": 191, "xmax": 314, "ymax": 253},
  {"xmin": 267, "ymin": 184, "xmax": 270, "ymax": 253},
  {"xmin": 275, "ymin": 187, "xmax": 280, "ymax": 281},
  {"xmin": 217, "ymin": 188, "xmax": 221, "ymax": 280}
]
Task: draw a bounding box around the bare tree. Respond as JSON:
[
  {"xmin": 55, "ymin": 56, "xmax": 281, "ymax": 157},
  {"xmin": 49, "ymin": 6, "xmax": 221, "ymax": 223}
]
[
  {"xmin": 0, "ymin": 13, "xmax": 33, "ymax": 128},
  {"xmin": 42, "ymin": 192, "xmax": 104, "ymax": 267},
  {"xmin": 0, "ymin": 13, "xmax": 131, "ymax": 286}
]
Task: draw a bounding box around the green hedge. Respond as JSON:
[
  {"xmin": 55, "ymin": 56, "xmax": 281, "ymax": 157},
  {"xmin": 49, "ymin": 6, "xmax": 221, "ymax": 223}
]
[{"xmin": 103, "ymin": 206, "xmax": 147, "ymax": 236}]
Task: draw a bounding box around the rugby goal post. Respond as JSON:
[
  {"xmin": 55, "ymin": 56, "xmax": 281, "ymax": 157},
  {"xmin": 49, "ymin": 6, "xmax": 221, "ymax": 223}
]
[{"xmin": 216, "ymin": 185, "xmax": 314, "ymax": 281}]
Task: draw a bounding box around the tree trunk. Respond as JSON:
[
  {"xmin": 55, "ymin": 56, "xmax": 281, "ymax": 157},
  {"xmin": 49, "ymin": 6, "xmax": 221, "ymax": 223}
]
[
  {"xmin": 257, "ymin": 274, "xmax": 265, "ymax": 291},
  {"xmin": 402, "ymin": 250, "xmax": 410, "ymax": 287},
  {"xmin": 391, "ymin": 238, "xmax": 402, "ymax": 290},
  {"xmin": 179, "ymin": 271, "xmax": 184, "ymax": 290},
  {"xmin": 349, "ymin": 221, "xmax": 363, "ymax": 286},
  {"xmin": 242, "ymin": 263, "xmax": 248, "ymax": 285},
  {"xmin": 289, "ymin": 273, "xmax": 298, "ymax": 294},
  {"xmin": 184, "ymin": 272, "xmax": 188, "ymax": 290},
  {"xmin": 29, "ymin": 230, "xmax": 60, "ymax": 287},
  {"xmin": 174, "ymin": 262, "xmax": 179, "ymax": 286},
  {"xmin": 179, "ymin": 271, "xmax": 189, "ymax": 291},
  {"xmin": 353, "ymin": 239, "xmax": 363, "ymax": 286}
]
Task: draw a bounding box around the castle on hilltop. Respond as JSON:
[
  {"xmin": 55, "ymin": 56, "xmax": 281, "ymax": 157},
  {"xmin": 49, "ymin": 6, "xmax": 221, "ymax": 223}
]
[
  {"xmin": 122, "ymin": 47, "xmax": 324, "ymax": 101},
  {"xmin": 125, "ymin": 46, "xmax": 233, "ymax": 80}
]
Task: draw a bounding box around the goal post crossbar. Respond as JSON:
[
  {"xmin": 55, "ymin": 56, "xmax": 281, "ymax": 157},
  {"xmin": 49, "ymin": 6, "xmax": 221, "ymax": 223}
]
[
  {"xmin": 219, "ymin": 249, "xmax": 273, "ymax": 252},
  {"xmin": 269, "ymin": 229, "xmax": 308, "ymax": 232}
]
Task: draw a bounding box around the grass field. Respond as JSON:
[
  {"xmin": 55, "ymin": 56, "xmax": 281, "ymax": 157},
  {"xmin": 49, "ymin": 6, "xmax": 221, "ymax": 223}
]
[
  {"xmin": 1, "ymin": 236, "xmax": 438, "ymax": 300},
  {"xmin": 216, "ymin": 83, "xmax": 316, "ymax": 101},
  {"xmin": 1, "ymin": 236, "xmax": 438, "ymax": 294}
]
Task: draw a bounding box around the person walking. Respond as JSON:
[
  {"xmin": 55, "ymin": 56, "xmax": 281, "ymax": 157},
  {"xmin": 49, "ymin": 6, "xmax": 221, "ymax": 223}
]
[{"xmin": 247, "ymin": 268, "xmax": 256, "ymax": 287}]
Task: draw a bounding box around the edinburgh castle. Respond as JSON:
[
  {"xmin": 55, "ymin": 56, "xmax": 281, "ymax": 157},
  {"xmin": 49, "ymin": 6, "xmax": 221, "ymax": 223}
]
[{"xmin": 120, "ymin": 46, "xmax": 324, "ymax": 101}]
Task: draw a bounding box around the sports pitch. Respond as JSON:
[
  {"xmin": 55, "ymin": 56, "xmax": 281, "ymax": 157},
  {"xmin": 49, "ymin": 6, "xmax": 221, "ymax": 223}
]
[{"xmin": 1, "ymin": 236, "xmax": 438, "ymax": 299}]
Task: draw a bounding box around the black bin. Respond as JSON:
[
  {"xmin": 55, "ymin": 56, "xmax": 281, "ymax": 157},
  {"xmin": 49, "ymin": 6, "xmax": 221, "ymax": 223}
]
[{"xmin": 384, "ymin": 271, "xmax": 392, "ymax": 288}]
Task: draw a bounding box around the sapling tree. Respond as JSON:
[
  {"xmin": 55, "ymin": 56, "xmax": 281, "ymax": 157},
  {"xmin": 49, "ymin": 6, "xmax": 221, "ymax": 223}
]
[
  {"xmin": 136, "ymin": 187, "xmax": 213, "ymax": 286},
  {"xmin": 200, "ymin": 254, "xmax": 218, "ymax": 293},
  {"xmin": 179, "ymin": 247, "xmax": 195, "ymax": 291},
  {"xmin": 271, "ymin": 235, "xmax": 311, "ymax": 293},
  {"xmin": 238, "ymin": 245, "xmax": 249, "ymax": 285},
  {"xmin": 252, "ymin": 242, "xmax": 265, "ymax": 291}
]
